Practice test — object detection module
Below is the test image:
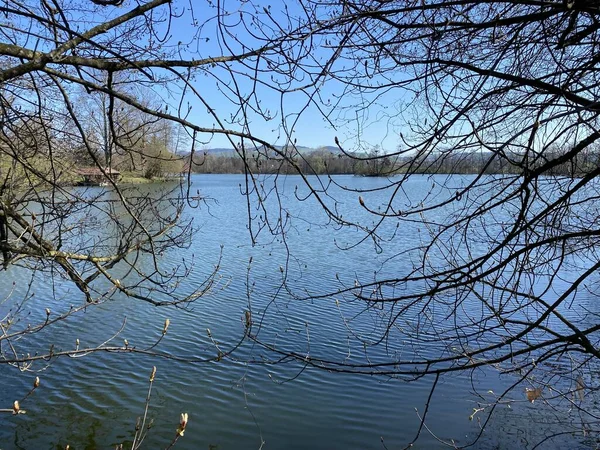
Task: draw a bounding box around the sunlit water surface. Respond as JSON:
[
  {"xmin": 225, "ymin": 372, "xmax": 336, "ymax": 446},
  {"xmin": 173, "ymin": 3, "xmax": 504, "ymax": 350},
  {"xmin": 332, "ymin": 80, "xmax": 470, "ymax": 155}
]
[{"xmin": 0, "ymin": 174, "xmax": 595, "ymax": 449}]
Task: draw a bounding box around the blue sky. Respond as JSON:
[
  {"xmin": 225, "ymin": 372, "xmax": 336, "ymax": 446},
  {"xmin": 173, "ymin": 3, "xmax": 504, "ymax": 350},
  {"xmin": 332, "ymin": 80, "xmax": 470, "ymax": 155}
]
[
  {"xmin": 8, "ymin": 0, "xmax": 405, "ymax": 153},
  {"xmin": 152, "ymin": 0, "xmax": 405, "ymax": 152}
]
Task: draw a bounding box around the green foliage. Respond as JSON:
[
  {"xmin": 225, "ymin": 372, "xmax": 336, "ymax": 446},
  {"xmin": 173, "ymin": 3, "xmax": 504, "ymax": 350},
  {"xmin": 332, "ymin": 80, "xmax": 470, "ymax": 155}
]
[{"xmin": 111, "ymin": 119, "xmax": 185, "ymax": 180}]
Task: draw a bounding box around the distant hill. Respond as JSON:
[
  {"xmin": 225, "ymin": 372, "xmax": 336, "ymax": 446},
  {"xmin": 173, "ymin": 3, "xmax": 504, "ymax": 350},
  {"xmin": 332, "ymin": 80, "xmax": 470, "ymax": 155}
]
[
  {"xmin": 198, "ymin": 144, "xmax": 344, "ymax": 157},
  {"xmin": 313, "ymin": 145, "xmax": 342, "ymax": 154},
  {"xmin": 200, "ymin": 147, "xmax": 237, "ymax": 156}
]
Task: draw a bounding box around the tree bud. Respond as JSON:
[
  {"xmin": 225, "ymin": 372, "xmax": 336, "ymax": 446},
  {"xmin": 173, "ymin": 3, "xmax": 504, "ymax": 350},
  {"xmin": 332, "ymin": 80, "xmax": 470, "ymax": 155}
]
[{"xmin": 177, "ymin": 412, "xmax": 188, "ymax": 436}]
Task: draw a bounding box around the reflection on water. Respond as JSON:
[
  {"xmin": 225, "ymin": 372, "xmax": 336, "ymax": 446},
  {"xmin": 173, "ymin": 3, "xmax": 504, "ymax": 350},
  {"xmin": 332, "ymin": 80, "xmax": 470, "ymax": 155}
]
[{"xmin": 0, "ymin": 174, "xmax": 595, "ymax": 449}]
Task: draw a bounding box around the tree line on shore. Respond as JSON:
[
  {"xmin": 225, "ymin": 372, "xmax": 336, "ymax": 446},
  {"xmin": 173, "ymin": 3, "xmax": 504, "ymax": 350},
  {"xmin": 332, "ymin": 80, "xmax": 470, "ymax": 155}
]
[{"xmin": 189, "ymin": 144, "xmax": 600, "ymax": 177}]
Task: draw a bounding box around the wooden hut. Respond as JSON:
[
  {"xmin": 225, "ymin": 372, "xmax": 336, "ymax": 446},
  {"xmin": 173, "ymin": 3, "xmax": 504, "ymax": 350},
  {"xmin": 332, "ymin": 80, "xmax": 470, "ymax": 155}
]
[{"xmin": 76, "ymin": 167, "xmax": 120, "ymax": 186}]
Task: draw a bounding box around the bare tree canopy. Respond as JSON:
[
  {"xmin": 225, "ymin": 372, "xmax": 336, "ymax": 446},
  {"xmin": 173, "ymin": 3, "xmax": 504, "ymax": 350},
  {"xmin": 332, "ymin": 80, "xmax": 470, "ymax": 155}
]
[{"xmin": 2, "ymin": 0, "xmax": 600, "ymax": 447}]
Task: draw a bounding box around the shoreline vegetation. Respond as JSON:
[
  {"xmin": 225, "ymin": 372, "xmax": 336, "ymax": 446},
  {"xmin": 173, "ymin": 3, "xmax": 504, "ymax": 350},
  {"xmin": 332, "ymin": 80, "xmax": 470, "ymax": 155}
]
[
  {"xmin": 0, "ymin": 158, "xmax": 185, "ymax": 188},
  {"xmin": 188, "ymin": 146, "xmax": 599, "ymax": 178},
  {"xmin": 3, "ymin": 145, "xmax": 592, "ymax": 189}
]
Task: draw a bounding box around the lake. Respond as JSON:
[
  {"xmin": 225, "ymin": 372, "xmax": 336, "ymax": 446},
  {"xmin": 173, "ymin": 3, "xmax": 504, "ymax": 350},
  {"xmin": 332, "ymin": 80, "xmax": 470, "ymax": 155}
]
[{"xmin": 0, "ymin": 174, "xmax": 594, "ymax": 449}]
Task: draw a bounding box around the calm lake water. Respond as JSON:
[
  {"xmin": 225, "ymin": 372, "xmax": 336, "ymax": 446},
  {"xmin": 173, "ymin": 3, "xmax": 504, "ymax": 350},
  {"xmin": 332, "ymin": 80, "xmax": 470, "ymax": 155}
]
[{"xmin": 0, "ymin": 174, "xmax": 594, "ymax": 449}]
